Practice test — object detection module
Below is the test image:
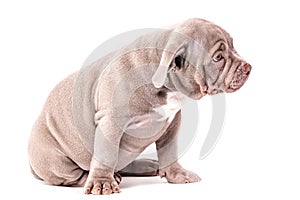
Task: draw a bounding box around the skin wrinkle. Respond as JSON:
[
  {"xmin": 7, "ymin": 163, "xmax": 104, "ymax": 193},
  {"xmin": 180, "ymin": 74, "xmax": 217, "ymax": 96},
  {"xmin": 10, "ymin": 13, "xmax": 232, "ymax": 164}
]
[
  {"xmin": 225, "ymin": 60, "xmax": 241, "ymax": 88},
  {"xmin": 220, "ymin": 58, "xmax": 232, "ymax": 87},
  {"xmin": 212, "ymin": 50, "xmax": 231, "ymax": 87}
]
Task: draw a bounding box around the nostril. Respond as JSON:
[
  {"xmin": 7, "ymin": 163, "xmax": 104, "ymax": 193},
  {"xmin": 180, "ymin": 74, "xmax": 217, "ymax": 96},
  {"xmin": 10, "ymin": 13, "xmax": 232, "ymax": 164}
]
[{"xmin": 242, "ymin": 63, "xmax": 251, "ymax": 74}]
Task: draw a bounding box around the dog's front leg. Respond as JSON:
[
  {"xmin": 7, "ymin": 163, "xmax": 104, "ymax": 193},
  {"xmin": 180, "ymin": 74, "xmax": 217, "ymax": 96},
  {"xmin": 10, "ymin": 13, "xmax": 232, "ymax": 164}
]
[
  {"xmin": 84, "ymin": 115, "xmax": 123, "ymax": 195},
  {"xmin": 156, "ymin": 111, "xmax": 201, "ymax": 184}
]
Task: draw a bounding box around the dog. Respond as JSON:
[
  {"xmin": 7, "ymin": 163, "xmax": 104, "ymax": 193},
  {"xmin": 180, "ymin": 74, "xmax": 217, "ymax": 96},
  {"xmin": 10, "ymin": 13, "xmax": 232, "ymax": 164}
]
[{"xmin": 28, "ymin": 18, "xmax": 251, "ymax": 195}]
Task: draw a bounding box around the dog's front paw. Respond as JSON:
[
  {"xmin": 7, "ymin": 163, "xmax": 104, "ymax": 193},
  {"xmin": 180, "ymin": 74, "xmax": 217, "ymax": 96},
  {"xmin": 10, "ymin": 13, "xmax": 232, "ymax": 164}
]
[
  {"xmin": 84, "ymin": 176, "xmax": 120, "ymax": 195},
  {"xmin": 159, "ymin": 162, "xmax": 201, "ymax": 184}
]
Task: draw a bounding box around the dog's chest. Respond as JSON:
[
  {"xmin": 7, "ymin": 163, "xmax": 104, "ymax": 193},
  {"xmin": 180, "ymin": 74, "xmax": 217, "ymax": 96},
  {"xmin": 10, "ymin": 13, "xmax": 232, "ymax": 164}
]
[
  {"xmin": 127, "ymin": 92, "xmax": 185, "ymax": 131},
  {"xmin": 119, "ymin": 92, "xmax": 185, "ymax": 157},
  {"xmin": 152, "ymin": 92, "xmax": 185, "ymax": 122}
]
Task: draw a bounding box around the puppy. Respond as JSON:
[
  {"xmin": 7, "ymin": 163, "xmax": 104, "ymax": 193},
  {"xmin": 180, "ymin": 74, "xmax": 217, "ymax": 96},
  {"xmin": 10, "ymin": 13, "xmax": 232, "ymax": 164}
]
[{"xmin": 28, "ymin": 18, "xmax": 251, "ymax": 195}]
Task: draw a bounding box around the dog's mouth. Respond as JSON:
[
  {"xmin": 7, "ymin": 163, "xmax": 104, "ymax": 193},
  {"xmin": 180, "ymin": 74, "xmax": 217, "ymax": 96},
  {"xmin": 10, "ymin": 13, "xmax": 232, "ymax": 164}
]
[{"xmin": 226, "ymin": 63, "xmax": 251, "ymax": 93}]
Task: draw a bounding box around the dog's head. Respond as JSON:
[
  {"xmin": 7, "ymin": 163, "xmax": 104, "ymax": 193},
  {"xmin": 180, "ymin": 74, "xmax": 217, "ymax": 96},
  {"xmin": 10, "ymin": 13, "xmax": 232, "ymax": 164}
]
[{"xmin": 152, "ymin": 18, "xmax": 251, "ymax": 99}]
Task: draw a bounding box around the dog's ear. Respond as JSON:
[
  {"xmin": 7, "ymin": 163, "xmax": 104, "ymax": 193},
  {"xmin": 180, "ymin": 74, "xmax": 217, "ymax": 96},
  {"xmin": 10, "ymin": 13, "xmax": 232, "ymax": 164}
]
[{"xmin": 152, "ymin": 42, "xmax": 186, "ymax": 88}]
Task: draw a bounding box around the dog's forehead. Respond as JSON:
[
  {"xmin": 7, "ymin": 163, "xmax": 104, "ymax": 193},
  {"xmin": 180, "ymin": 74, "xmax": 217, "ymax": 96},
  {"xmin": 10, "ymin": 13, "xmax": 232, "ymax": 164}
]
[
  {"xmin": 199, "ymin": 24, "xmax": 232, "ymax": 50},
  {"xmin": 178, "ymin": 19, "xmax": 233, "ymax": 50}
]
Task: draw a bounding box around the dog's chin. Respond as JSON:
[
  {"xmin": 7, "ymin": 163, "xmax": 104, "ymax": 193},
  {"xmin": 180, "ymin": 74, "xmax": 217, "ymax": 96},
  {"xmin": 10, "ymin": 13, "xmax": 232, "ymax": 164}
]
[{"xmin": 207, "ymin": 89, "xmax": 223, "ymax": 95}]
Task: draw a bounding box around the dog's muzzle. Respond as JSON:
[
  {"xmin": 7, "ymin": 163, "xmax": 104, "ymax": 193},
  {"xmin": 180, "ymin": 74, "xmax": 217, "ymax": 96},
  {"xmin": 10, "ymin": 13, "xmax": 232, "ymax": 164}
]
[{"xmin": 227, "ymin": 63, "xmax": 251, "ymax": 93}]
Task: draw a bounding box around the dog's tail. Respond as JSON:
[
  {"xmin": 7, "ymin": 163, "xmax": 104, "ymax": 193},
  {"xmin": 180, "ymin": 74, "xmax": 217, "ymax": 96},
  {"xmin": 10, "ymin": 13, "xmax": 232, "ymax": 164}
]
[{"xmin": 118, "ymin": 159, "xmax": 159, "ymax": 177}]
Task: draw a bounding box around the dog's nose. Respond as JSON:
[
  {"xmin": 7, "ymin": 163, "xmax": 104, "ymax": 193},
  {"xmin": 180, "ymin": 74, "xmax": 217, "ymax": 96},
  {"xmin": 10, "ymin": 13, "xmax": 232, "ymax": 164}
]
[{"xmin": 242, "ymin": 63, "xmax": 251, "ymax": 75}]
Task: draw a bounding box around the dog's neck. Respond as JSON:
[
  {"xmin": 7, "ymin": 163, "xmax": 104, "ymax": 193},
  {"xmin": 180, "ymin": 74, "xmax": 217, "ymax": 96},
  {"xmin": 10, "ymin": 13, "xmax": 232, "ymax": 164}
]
[{"xmin": 161, "ymin": 72, "xmax": 207, "ymax": 100}]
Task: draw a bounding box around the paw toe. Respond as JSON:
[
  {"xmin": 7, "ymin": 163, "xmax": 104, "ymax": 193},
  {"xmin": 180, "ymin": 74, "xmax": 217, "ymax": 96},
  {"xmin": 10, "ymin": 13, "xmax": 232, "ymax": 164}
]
[
  {"xmin": 186, "ymin": 173, "xmax": 201, "ymax": 183},
  {"xmin": 102, "ymin": 182, "xmax": 112, "ymax": 195},
  {"xmin": 112, "ymin": 181, "xmax": 120, "ymax": 193},
  {"xmin": 91, "ymin": 184, "xmax": 102, "ymax": 195}
]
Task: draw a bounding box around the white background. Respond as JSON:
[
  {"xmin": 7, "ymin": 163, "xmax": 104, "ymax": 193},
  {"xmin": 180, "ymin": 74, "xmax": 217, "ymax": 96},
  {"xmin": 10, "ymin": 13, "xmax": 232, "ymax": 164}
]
[{"xmin": 1, "ymin": 0, "xmax": 300, "ymax": 199}]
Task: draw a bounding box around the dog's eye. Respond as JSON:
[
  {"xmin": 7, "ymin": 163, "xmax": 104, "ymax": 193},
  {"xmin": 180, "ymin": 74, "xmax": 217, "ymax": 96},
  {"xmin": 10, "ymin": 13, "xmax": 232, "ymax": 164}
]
[{"xmin": 212, "ymin": 51, "xmax": 224, "ymax": 62}]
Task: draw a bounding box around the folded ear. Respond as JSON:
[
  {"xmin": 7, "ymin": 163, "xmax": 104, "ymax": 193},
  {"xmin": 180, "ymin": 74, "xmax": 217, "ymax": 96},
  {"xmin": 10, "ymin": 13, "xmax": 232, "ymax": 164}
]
[{"xmin": 152, "ymin": 44, "xmax": 186, "ymax": 88}]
